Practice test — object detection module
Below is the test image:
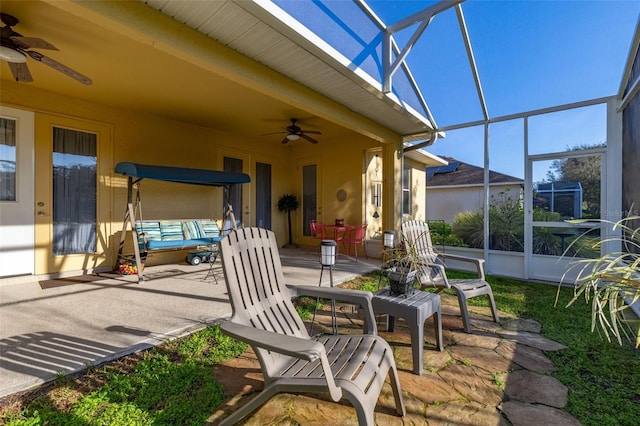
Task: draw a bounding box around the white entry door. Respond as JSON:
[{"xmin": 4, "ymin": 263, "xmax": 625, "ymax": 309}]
[{"xmin": 0, "ymin": 106, "xmax": 35, "ymax": 277}]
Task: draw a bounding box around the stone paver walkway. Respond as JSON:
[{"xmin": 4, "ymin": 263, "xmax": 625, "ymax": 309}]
[{"xmin": 207, "ymin": 293, "xmax": 580, "ymax": 425}]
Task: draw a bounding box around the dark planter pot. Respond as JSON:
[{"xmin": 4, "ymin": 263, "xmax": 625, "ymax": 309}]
[{"xmin": 387, "ymin": 269, "xmax": 417, "ymax": 297}]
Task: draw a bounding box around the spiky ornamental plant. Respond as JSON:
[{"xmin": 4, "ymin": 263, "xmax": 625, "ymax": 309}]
[
  {"xmin": 559, "ymin": 215, "xmax": 640, "ymax": 348},
  {"xmin": 277, "ymin": 194, "xmax": 299, "ymax": 247}
]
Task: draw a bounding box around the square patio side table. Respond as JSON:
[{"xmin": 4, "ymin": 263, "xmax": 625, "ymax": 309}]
[{"xmin": 371, "ymin": 288, "xmax": 443, "ymax": 375}]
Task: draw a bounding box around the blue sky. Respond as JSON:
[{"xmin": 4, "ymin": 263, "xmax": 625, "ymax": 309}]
[{"xmin": 277, "ymin": 0, "xmax": 639, "ymax": 181}]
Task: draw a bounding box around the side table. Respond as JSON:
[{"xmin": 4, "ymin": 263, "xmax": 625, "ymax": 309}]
[{"xmin": 372, "ymin": 288, "xmax": 443, "ymax": 375}]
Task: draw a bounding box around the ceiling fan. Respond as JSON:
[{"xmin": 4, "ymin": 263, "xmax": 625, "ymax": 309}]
[
  {"xmin": 262, "ymin": 118, "xmax": 322, "ymax": 144},
  {"xmin": 0, "ymin": 12, "xmax": 92, "ymax": 85}
]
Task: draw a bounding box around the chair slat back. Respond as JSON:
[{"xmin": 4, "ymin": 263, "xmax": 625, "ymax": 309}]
[
  {"xmin": 353, "ymin": 224, "xmax": 367, "ymax": 241},
  {"xmin": 402, "ymin": 220, "xmax": 437, "ymax": 261},
  {"xmin": 402, "ymin": 220, "xmax": 446, "ymax": 285},
  {"xmin": 220, "ymin": 228, "xmax": 309, "ymax": 343}
]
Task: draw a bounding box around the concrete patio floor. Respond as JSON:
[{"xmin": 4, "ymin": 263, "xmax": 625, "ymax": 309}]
[
  {"xmin": 0, "ymin": 248, "xmax": 378, "ymax": 399},
  {"xmin": 0, "ymin": 248, "xmax": 580, "ymax": 425}
]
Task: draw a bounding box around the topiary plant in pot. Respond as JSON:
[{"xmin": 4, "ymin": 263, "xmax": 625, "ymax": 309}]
[
  {"xmin": 560, "ymin": 215, "xmax": 640, "ymax": 348},
  {"xmin": 278, "ymin": 194, "xmax": 299, "ymax": 248}
]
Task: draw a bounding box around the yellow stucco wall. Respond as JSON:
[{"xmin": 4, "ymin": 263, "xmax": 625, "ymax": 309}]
[{"xmin": 1, "ymin": 81, "xmax": 386, "ymax": 273}]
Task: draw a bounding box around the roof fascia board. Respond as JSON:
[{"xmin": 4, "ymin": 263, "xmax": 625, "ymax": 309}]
[
  {"xmin": 238, "ymin": 0, "xmax": 433, "ymax": 133},
  {"xmin": 404, "ymin": 146, "xmax": 448, "ymax": 166}
]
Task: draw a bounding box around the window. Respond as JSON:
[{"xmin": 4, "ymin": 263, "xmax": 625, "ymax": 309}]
[
  {"xmin": 0, "ymin": 118, "xmax": 16, "ymax": 201},
  {"xmin": 302, "ymin": 165, "xmax": 317, "ymax": 236},
  {"xmin": 52, "ymin": 127, "xmax": 97, "ymax": 255},
  {"xmin": 402, "ymin": 165, "xmax": 411, "ymax": 215},
  {"xmin": 255, "ymin": 162, "xmax": 272, "ymax": 229}
]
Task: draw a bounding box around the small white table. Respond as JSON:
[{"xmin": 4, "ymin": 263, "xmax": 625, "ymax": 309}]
[{"xmin": 372, "ymin": 288, "xmax": 443, "ymax": 375}]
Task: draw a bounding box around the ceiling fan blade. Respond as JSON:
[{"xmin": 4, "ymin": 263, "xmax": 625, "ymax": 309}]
[
  {"xmin": 299, "ymin": 133, "xmax": 318, "ymax": 144},
  {"xmin": 8, "ymin": 62, "xmax": 33, "ymax": 82},
  {"xmin": 301, "ymin": 130, "xmax": 322, "ymax": 135},
  {"xmin": 26, "ymin": 50, "xmax": 92, "ymax": 85},
  {"xmin": 281, "ymin": 136, "xmax": 290, "ymax": 144},
  {"xmin": 11, "ymin": 36, "xmax": 58, "ymax": 50},
  {"xmin": 261, "ymin": 131, "xmax": 288, "ymax": 136}
]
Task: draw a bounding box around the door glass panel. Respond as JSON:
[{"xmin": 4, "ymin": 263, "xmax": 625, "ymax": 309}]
[
  {"xmin": 533, "ymin": 154, "xmax": 602, "ymax": 221},
  {"xmin": 302, "ymin": 165, "xmax": 317, "ymax": 236},
  {"xmin": 255, "ymin": 162, "xmax": 271, "ymax": 229},
  {"xmin": 531, "ymin": 152, "xmax": 602, "ymax": 257},
  {"xmin": 0, "ymin": 118, "xmax": 17, "ymax": 201},
  {"xmin": 52, "ymin": 127, "xmax": 97, "ymax": 255},
  {"xmin": 223, "ymin": 157, "xmax": 243, "ymax": 229},
  {"xmin": 533, "ymin": 225, "xmax": 600, "ymax": 258}
]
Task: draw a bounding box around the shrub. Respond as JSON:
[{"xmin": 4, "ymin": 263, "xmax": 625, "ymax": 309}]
[{"xmin": 452, "ymin": 211, "xmax": 484, "ymax": 249}]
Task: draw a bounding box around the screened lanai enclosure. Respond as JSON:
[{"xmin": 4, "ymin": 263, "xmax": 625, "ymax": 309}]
[{"xmin": 256, "ymin": 0, "xmax": 639, "ymax": 283}]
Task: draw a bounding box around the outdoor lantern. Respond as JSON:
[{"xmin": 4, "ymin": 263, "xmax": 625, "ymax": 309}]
[
  {"xmin": 312, "ymin": 239, "xmax": 338, "ymax": 335},
  {"xmin": 320, "ymin": 239, "xmax": 337, "ymax": 266},
  {"xmin": 383, "ymin": 230, "xmax": 395, "ymax": 248}
]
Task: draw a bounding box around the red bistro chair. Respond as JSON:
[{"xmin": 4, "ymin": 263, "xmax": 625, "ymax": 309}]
[
  {"xmin": 308, "ymin": 220, "xmax": 325, "ymax": 253},
  {"xmin": 342, "ymin": 224, "xmax": 368, "ymax": 261}
]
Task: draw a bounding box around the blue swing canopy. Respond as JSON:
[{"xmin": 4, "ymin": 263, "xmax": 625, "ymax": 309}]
[{"xmin": 115, "ymin": 162, "xmax": 251, "ymax": 186}]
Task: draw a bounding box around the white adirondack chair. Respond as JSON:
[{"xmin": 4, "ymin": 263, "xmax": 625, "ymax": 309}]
[
  {"xmin": 218, "ymin": 227, "xmax": 405, "ymax": 425},
  {"xmin": 401, "ymin": 220, "xmax": 499, "ymax": 333}
]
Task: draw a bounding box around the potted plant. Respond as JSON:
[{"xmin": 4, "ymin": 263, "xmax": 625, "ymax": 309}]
[
  {"xmin": 383, "ymin": 239, "xmax": 421, "ymax": 297},
  {"xmin": 560, "ymin": 215, "xmax": 640, "ymax": 348},
  {"xmin": 278, "ymin": 194, "xmax": 299, "ymax": 248}
]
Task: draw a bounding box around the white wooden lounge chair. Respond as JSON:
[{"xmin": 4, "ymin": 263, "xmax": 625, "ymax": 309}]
[
  {"xmin": 401, "ymin": 220, "xmax": 499, "ymax": 333},
  {"xmin": 218, "ymin": 227, "xmax": 405, "ymax": 425}
]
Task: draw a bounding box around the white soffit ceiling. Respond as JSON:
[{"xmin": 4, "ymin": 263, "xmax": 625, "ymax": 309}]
[{"xmin": 142, "ymin": 0, "xmax": 434, "ymax": 141}]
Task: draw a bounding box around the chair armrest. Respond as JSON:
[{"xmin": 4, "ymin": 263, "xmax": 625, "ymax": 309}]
[
  {"xmin": 287, "ymin": 285, "xmax": 377, "ymax": 335},
  {"xmin": 416, "ymin": 261, "xmax": 450, "ymax": 289},
  {"xmin": 220, "ymin": 320, "xmax": 325, "ymax": 361},
  {"xmin": 220, "ymin": 320, "xmax": 343, "ymax": 401},
  {"xmin": 437, "ymin": 253, "xmax": 486, "ymax": 280}
]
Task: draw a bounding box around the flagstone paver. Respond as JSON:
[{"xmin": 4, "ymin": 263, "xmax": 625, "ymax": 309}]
[
  {"xmin": 496, "ymin": 339, "xmax": 557, "ymax": 372},
  {"xmin": 499, "ymin": 400, "xmax": 582, "ymax": 426},
  {"xmin": 209, "ymin": 294, "xmax": 581, "ymax": 425},
  {"xmin": 504, "ymin": 370, "xmax": 568, "ymax": 408}
]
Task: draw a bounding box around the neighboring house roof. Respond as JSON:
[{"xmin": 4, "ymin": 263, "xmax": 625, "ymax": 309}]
[{"xmin": 426, "ymin": 157, "xmax": 523, "ymax": 187}]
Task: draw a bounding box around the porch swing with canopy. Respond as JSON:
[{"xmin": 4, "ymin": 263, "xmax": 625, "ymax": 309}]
[{"xmin": 113, "ymin": 162, "xmax": 250, "ymax": 284}]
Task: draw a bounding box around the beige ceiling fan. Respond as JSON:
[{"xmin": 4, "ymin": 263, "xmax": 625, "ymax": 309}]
[{"xmin": 0, "ymin": 12, "xmax": 92, "ymax": 85}]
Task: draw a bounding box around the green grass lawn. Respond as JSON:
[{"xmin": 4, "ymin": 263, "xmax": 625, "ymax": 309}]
[
  {"xmin": 1, "ymin": 273, "xmax": 638, "ymax": 426},
  {"xmin": 484, "ymin": 274, "xmax": 640, "ymax": 426},
  {"xmin": 437, "ymin": 271, "xmax": 640, "ymax": 426}
]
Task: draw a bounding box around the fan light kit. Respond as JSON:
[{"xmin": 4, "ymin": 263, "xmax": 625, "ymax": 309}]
[
  {"xmin": 0, "ymin": 12, "xmax": 92, "ymax": 84},
  {"xmin": 0, "ymin": 45, "xmax": 26, "ymax": 63},
  {"xmin": 262, "ymin": 118, "xmax": 322, "ymax": 144}
]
